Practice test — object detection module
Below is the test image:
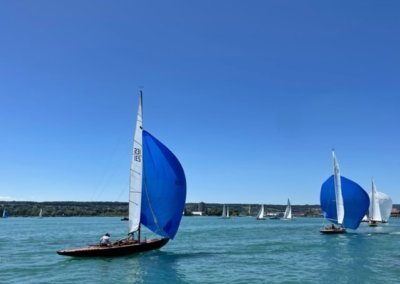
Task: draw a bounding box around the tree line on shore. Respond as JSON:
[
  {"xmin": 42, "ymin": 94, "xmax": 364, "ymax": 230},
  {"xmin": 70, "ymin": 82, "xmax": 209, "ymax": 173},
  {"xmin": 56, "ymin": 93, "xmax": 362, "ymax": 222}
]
[
  {"xmin": 2, "ymin": 201, "xmax": 399, "ymax": 217},
  {"xmin": 0, "ymin": 201, "xmax": 321, "ymax": 217}
]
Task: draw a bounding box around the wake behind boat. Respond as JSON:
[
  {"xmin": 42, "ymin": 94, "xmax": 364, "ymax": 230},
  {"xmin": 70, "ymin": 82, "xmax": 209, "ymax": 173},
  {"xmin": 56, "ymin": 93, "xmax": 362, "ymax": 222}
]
[
  {"xmin": 57, "ymin": 91, "xmax": 187, "ymax": 257},
  {"xmin": 319, "ymin": 150, "xmax": 369, "ymax": 234}
]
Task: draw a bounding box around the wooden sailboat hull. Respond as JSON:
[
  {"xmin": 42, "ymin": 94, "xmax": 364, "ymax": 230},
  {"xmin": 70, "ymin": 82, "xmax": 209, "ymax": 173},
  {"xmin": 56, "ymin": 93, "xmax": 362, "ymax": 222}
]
[
  {"xmin": 320, "ymin": 227, "xmax": 346, "ymax": 234},
  {"xmin": 57, "ymin": 238, "xmax": 169, "ymax": 257}
]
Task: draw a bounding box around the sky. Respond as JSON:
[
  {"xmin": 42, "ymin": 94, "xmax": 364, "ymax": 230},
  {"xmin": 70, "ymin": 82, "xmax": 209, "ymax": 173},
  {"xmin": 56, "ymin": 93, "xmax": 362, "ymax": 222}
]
[{"xmin": 1, "ymin": 1, "xmax": 400, "ymax": 205}]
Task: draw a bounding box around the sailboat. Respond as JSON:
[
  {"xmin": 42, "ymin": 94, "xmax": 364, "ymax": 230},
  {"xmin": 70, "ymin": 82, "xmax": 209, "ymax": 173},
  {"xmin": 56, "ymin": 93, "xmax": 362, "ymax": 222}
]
[
  {"xmin": 320, "ymin": 150, "xmax": 369, "ymax": 234},
  {"xmin": 368, "ymin": 180, "xmax": 381, "ymax": 227},
  {"xmin": 221, "ymin": 204, "xmax": 230, "ymax": 219},
  {"xmin": 2, "ymin": 208, "xmax": 8, "ymax": 218},
  {"xmin": 368, "ymin": 180, "xmax": 392, "ymax": 225},
  {"xmin": 39, "ymin": 208, "xmax": 43, "ymax": 218},
  {"xmin": 57, "ymin": 92, "xmax": 187, "ymax": 257},
  {"xmin": 283, "ymin": 199, "xmax": 294, "ymax": 220},
  {"xmin": 256, "ymin": 205, "xmax": 265, "ymax": 220}
]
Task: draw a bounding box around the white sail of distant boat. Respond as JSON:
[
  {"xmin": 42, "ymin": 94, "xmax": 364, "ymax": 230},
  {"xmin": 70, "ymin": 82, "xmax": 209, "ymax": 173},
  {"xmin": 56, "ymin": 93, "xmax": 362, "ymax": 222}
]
[
  {"xmin": 39, "ymin": 208, "xmax": 43, "ymax": 218},
  {"xmin": 256, "ymin": 205, "xmax": 265, "ymax": 220},
  {"xmin": 361, "ymin": 214, "xmax": 369, "ymax": 222},
  {"xmin": 2, "ymin": 208, "xmax": 8, "ymax": 218},
  {"xmin": 221, "ymin": 204, "xmax": 230, "ymax": 218},
  {"xmin": 368, "ymin": 179, "xmax": 382, "ymax": 226},
  {"xmin": 283, "ymin": 199, "xmax": 293, "ymax": 220},
  {"xmin": 377, "ymin": 191, "xmax": 392, "ymax": 223}
]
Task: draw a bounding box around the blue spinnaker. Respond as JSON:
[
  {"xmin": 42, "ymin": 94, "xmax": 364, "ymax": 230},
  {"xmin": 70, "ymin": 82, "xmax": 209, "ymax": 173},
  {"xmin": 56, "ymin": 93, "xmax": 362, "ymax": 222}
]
[
  {"xmin": 320, "ymin": 175, "xmax": 369, "ymax": 230},
  {"xmin": 141, "ymin": 130, "xmax": 186, "ymax": 239}
]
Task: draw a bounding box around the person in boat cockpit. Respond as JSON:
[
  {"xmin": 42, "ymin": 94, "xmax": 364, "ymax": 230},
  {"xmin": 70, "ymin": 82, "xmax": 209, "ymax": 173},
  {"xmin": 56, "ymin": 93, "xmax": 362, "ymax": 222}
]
[{"xmin": 100, "ymin": 233, "xmax": 111, "ymax": 246}]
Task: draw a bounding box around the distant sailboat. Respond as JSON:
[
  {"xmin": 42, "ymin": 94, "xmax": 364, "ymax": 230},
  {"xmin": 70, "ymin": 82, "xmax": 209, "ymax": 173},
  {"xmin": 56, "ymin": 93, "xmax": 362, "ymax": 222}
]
[
  {"xmin": 58, "ymin": 91, "xmax": 187, "ymax": 257},
  {"xmin": 320, "ymin": 150, "xmax": 369, "ymax": 234},
  {"xmin": 283, "ymin": 199, "xmax": 294, "ymax": 220},
  {"xmin": 221, "ymin": 204, "xmax": 230, "ymax": 219},
  {"xmin": 256, "ymin": 205, "xmax": 265, "ymax": 220},
  {"xmin": 2, "ymin": 208, "xmax": 8, "ymax": 218},
  {"xmin": 39, "ymin": 208, "xmax": 43, "ymax": 218},
  {"xmin": 368, "ymin": 180, "xmax": 381, "ymax": 227},
  {"xmin": 368, "ymin": 180, "xmax": 392, "ymax": 225}
]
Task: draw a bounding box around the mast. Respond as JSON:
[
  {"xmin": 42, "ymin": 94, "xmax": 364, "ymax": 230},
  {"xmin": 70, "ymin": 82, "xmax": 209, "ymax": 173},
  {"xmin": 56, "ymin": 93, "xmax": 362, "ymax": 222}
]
[
  {"xmin": 332, "ymin": 150, "xmax": 344, "ymax": 225},
  {"xmin": 129, "ymin": 91, "xmax": 144, "ymax": 236}
]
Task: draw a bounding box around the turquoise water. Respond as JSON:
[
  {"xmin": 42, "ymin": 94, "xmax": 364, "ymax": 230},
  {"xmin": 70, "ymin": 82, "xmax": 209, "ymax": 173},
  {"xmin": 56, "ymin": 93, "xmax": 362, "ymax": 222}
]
[{"xmin": 1, "ymin": 216, "xmax": 400, "ymax": 283}]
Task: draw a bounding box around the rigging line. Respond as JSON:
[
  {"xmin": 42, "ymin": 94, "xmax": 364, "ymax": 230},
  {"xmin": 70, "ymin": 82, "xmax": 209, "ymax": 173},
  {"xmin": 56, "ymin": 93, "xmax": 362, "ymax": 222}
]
[
  {"xmin": 142, "ymin": 171, "xmax": 163, "ymax": 236},
  {"xmin": 90, "ymin": 130, "xmax": 126, "ymax": 201},
  {"xmin": 130, "ymin": 169, "xmax": 141, "ymax": 175}
]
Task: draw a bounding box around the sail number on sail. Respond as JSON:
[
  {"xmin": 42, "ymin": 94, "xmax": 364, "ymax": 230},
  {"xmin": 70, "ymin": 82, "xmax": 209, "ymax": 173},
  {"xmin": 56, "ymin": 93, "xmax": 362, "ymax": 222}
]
[{"xmin": 134, "ymin": 148, "xmax": 142, "ymax": 162}]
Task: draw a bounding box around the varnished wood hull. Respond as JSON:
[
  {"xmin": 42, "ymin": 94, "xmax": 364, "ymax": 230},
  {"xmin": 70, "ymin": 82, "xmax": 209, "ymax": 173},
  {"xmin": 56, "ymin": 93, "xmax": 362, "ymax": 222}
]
[
  {"xmin": 57, "ymin": 238, "xmax": 169, "ymax": 257},
  {"xmin": 320, "ymin": 228, "xmax": 346, "ymax": 234}
]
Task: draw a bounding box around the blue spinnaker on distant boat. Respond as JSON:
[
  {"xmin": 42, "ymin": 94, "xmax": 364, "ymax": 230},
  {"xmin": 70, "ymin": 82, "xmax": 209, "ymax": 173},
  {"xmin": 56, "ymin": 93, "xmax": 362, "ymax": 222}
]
[
  {"xmin": 320, "ymin": 175, "xmax": 369, "ymax": 230},
  {"xmin": 141, "ymin": 130, "xmax": 186, "ymax": 239}
]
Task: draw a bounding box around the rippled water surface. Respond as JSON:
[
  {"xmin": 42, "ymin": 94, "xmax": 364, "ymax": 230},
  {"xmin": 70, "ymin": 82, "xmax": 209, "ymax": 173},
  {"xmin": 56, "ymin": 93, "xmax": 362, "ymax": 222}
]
[{"xmin": 1, "ymin": 216, "xmax": 400, "ymax": 283}]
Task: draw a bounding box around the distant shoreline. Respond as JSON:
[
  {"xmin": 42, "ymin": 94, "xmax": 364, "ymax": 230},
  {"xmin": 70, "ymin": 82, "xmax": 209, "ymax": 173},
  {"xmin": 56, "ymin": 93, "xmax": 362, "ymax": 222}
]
[{"xmin": 1, "ymin": 201, "xmax": 400, "ymax": 218}]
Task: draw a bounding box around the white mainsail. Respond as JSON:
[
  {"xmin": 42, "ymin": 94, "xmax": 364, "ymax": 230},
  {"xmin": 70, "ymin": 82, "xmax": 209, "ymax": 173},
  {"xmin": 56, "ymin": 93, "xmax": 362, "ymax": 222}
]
[
  {"xmin": 283, "ymin": 199, "xmax": 292, "ymax": 219},
  {"xmin": 256, "ymin": 205, "xmax": 265, "ymax": 219},
  {"xmin": 129, "ymin": 92, "xmax": 143, "ymax": 234},
  {"xmin": 369, "ymin": 179, "xmax": 382, "ymax": 222},
  {"xmin": 39, "ymin": 208, "xmax": 42, "ymax": 218},
  {"xmin": 221, "ymin": 204, "xmax": 226, "ymax": 217},
  {"xmin": 226, "ymin": 205, "xmax": 230, "ymax": 218},
  {"xmin": 332, "ymin": 150, "xmax": 344, "ymax": 225}
]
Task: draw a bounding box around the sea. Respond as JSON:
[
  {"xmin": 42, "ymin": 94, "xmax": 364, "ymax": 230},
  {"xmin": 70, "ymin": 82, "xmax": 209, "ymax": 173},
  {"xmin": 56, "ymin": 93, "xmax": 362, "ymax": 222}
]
[{"xmin": 1, "ymin": 216, "xmax": 400, "ymax": 283}]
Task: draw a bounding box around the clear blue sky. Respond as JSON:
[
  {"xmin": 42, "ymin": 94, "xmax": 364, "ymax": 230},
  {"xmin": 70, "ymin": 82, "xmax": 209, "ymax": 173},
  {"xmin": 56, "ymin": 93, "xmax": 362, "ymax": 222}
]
[{"xmin": 1, "ymin": 1, "xmax": 400, "ymax": 204}]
